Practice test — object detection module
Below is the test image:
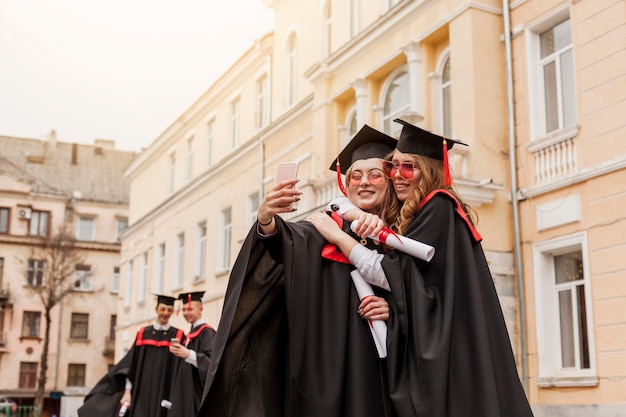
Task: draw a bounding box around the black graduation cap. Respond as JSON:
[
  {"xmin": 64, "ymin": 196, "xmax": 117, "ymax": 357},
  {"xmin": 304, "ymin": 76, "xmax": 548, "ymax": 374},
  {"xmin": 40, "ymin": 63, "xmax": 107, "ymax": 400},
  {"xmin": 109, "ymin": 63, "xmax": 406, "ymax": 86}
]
[
  {"xmin": 178, "ymin": 291, "xmax": 205, "ymax": 305},
  {"xmin": 154, "ymin": 294, "xmax": 176, "ymax": 306},
  {"xmin": 328, "ymin": 124, "xmax": 397, "ymax": 174},
  {"xmin": 394, "ymin": 118, "xmax": 467, "ymax": 160}
]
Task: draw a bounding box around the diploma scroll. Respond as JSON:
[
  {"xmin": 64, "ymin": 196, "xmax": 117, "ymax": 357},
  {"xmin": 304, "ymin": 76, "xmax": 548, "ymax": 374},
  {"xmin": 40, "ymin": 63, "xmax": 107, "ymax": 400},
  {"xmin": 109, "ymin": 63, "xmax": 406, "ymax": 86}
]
[
  {"xmin": 350, "ymin": 221, "xmax": 435, "ymax": 262},
  {"xmin": 351, "ymin": 270, "xmax": 387, "ymax": 358}
]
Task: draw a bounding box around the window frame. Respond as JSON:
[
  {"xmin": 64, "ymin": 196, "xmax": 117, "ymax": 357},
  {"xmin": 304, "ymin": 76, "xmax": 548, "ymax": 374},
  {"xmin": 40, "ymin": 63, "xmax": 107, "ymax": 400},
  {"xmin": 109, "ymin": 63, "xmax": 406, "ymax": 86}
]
[
  {"xmin": 67, "ymin": 363, "xmax": 86, "ymax": 387},
  {"xmin": 29, "ymin": 210, "xmax": 50, "ymax": 237},
  {"xmin": 174, "ymin": 233, "xmax": 185, "ymax": 289},
  {"xmin": 533, "ymin": 231, "xmax": 598, "ymax": 387},
  {"xmin": 379, "ymin": 66, "xmax": 410, "ymax": 134},
  {"xmin": 255, "ymin": 74, "xmax": 270, "ymax": 129},
  {"xmin": 27, "ymin": 259, "xmax": 45, "ymax": 287},
  {"xmin": 138, "ymin": 252, "xmax": 148, "ymax": 303},
  {"xmin": 0, "ymin": 207, "xmax": 9, "ymax": 234},
  {"xmin": 217, "ymin": 207, "xmax": 232, "ymax": 272},
  {"xmin": 526, "ymin": 8, "xmax": 577, "ymax": 141},
  {"xmin": 19, "ymin": 362, "xmax": 38, "ymax": 388},
  {"xmin": 76, "ymin": 216, "xmax": 95, "ymax": 241},
  {"xmin": 230, "ymin": 97, "xmax": 241, "ymax": 150},
  {"xmin": 195, "ymin": 222, "xmax": 207, "ymax": 282},
  {"xmin": 73, "ymin": 264, "xmax": 93, "ymax": 291},
  {"xmin": 70, "ymin": 312, "xmax": 89, "ymax": 340},
  {"xmin": 22, "ymin": 311, "xmax": 41, "ymax": 338}
]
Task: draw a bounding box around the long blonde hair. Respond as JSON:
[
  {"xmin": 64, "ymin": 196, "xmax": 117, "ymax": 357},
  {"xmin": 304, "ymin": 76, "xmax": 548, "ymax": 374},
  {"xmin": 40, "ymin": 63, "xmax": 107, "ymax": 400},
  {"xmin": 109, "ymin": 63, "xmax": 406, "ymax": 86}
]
[{"xmin": 392, "ymin": 154, "xmax": 475, "ymax": 235}]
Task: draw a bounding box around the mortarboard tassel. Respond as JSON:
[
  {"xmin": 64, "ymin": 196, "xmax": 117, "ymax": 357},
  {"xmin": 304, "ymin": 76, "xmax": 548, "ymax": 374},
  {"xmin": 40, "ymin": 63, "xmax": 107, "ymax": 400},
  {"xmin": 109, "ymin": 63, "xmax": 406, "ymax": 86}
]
[
  {"xmin": 336, "ymin": 159, "xmax": 348, "ymax": 197},
  {"xmin": 442, "ymin": 137, "xmax": 452, "ymax": 187}
]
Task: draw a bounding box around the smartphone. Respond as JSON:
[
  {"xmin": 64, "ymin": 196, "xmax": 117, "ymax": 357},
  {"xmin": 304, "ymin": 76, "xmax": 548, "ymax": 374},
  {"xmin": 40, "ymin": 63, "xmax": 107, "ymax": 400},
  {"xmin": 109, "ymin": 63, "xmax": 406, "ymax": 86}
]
[
  {"xmin": 275, "ymin": 162, "xmax": 299, "ymax": 186},
  {"xmin": 170, "ymin": 338, "xmax": 179, "ymax": 345}
]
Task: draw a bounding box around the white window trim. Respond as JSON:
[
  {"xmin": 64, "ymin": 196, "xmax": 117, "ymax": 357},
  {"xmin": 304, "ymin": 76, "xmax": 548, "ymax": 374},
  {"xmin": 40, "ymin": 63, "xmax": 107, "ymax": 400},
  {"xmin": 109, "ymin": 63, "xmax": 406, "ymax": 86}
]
[
  {"xmin": 138, "ymin": 252, "xmax": 148, "ymax": 303},
  {"xmin": 205, "ymin": 116, "xmax": 216, "ymax": 169},
  {"xmin": 186, "ymin": 133, "xmax": 195, "ymax": 183},
  {"xmin": 154, "ymin": 243, "xmax": 165, "ymax": 295},
  {"xmin": 217, "ymin": 207, "xmax": 232, "ymax": 273},
  {"xmin": 174, "ymin": 233, "xmax": 184, "ymax": 290},
  {"xmin": 533, "ymin": 231, "xmax": 598, "ymax": 387},
  {"xmin": 168, "ymin": 150, "xmax": 176, "ymax": 195},
  {"xmin": 431, "ymin": 47, "xmax": 452, "ymax": 137},
  {"xmin": 195, "ymin": 222, "xmax": 207, "ymax": 282},
  {"xmin": 525, "ymin": 5, "xmax": 575, "ymax": 141},
  {"xmin": 246, "ymin": 192, "xmax": 260, "ymax": 229},
  {"xmin": 282, "ymin": 27, "xmax": 300, "ymax": 109},
  {"xmin": 124, "ymin": 260, "xmax": 133, "ymax": 308},
  {"xmin": 376, "ymin": 64, "xmax": 410, "ymax": 135}
]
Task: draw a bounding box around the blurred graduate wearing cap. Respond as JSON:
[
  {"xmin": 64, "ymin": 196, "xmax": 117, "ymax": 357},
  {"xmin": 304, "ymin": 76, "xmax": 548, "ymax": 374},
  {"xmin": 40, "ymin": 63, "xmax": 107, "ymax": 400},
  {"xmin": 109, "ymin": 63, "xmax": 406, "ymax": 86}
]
[
  {"xmin": 167, "ymin": 291, "xmax": 216, "ymax": 417},
  {"xmin": 78, "ymin": 295, "xmax": 184, "ymax": 417},
  {"xmin": 378, "ymin": 119, "xmax": 534, "ymax": 417},
  {"xmin": 196, "ymin": 124, "xmax": 398, "ymax": 417}
]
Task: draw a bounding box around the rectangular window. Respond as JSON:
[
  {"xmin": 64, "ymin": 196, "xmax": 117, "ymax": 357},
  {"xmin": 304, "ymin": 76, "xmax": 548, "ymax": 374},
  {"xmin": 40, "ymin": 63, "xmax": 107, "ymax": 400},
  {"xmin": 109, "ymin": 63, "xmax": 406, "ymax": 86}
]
[
  {"xmin": 174, "ymin": 233, "xmax": 185, "ymax": 288},
  {"xmin": 109, "ymin": 314, "xmax": 117, "ymax": 341},
  {"xmin": 76, "ymin": 216, "xmax": 95, "ymax": 241},
  {"xmin": 256, "ymin": 75, "xmax": 269, "ymax": 129},
  {"xmin": 29, "ymin": 210, "xmax": 49, "ymax": 237},
  {"xmin": 67, "ymin": 363, "xmax": 86, "ymax": 386},
  {"xmin": 195, "ymin": 222, "xmax": 207, "ymax": 281},
  {"xmin": 124, "ymin": 260, "xmax": 133, "ymax": 307},
  {"xmin": 528, "ymin": 15, "xmax": 576, "ymax": 139},
  {"xmin": 230, "ymin": 97, "xmax": 241, "ymax": 149},
  {"xmin": 19, "ymin": 362, "xmax": 38, "ymax": 388},
  {"xmin": 247, "ymin": 192, "xmax": 260, "ymax": 229},
  {"xmin": 533, "ymin": 232, "xmax": 597, "ymax": 387},
  {"xmin": 0, "ymin": 257, "xmax": 4, "ymax": 290},
  {"xmin": 218, "ymin": 207, "xmax": 232, "ymax": 271},
  {"xmin": 168, "ymin": 151, "xmax": 176, "ymax": 195},
  {"xmin": 0, "ymin": 207, "xmax": 9, "ymax": 234},
  {"xmin": 154, "ymin": 243, "xmax": 165, "ymax": 295},
  {"xmin": 73, "ymin": 264, "xmax": 92, "ymax": 291},
  {"xmin": 139, "ymin": 252, "xmax": 148, "ymax": 303},
  {"xmin": 27, "ymin": 259, "xmax": 45, "ymax": 286},
  {"xmin": 205, "ymin": 118, "xmax": 215, "ymax": 168},
  {"xmin": 186, "ymin": 136, "xmax": 195, "ymax": 182},
  {"xmin": 116, "ymin": 218, "xmax": 128, "ymax": 241},
  {"xmin": 70, "ymin": 313, "xmax": 89, "ymax": 339},
  {"xmin": 22, "ymin": 311, "xmax": 41, "ymax": 338},
  {"xmin": 112, "ymin": 266, "xmax": 120, "ymax": 293}
]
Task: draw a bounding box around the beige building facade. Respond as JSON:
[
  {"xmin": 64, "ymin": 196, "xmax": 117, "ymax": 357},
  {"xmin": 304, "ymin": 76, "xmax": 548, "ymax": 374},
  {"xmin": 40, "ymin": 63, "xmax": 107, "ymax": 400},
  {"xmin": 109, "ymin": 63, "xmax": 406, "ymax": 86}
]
[
  {"xmin": 120, "ymin": 0, "xmax": 625, "ymax": 415},
  {"xmin": 0, "ymin": 133, "xmax": 135, "ymax": 416}
]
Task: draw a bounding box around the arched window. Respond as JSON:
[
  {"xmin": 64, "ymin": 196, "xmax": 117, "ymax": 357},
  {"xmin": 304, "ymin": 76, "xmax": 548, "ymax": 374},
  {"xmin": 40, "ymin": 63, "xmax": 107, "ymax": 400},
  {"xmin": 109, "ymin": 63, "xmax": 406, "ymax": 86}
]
[
  {"xmin": 286, "ymin": 32, "xmax": 298, "ymax": 107},
  {"xmin": 382, "ymin": 70, "xmax": 410, "ymax": 133}
]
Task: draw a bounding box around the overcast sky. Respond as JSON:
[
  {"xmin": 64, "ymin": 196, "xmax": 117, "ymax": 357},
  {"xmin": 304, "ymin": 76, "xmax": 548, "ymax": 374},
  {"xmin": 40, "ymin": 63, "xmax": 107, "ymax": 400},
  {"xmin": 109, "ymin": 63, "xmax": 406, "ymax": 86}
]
[{"xmin": 0, "ymin": 0, "xmax": 274, "ymax": 151}]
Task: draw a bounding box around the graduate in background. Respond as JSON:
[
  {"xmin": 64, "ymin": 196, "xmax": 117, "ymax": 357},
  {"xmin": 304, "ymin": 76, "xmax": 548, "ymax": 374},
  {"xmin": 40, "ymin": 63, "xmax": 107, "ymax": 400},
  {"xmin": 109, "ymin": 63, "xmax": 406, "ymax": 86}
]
[
  {"xmin": 167, "ymin": 291, "xmax": 216, "ymax": 417},
  {"xmin": 78, "ymin": 295, "xmax": 183, "ymax": 417}
]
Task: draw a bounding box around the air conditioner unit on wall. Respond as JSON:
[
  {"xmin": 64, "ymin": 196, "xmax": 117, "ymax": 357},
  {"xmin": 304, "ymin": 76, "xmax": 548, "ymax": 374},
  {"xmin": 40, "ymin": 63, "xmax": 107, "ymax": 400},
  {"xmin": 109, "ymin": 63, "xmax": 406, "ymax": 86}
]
[{"xmin": 18, "ymin": 207, "xmax": 32, "ymax": 220}]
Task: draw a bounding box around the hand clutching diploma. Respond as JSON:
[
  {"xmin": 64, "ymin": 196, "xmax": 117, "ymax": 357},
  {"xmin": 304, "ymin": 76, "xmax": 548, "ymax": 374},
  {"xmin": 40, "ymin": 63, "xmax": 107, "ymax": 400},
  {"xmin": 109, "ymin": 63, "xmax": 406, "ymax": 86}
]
[{"xmin": 350, "ymin": 220, "xmax": 435, "ymax": 262}]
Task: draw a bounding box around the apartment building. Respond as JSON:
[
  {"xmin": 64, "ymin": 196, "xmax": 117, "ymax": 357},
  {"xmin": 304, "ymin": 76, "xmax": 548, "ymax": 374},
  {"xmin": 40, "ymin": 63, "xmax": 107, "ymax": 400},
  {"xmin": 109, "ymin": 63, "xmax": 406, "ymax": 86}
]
[
  {"xmin": 0, "ymin": 132, "xmax": 136, "ymax": 416},
  {"xmin": 120, "ymin": 0, "xmax": 625, "ymax": 415}
]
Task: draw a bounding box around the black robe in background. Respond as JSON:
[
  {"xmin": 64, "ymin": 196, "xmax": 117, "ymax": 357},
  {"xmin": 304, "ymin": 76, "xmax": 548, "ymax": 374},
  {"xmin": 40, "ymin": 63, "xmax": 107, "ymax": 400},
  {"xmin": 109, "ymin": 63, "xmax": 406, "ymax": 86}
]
[
  {"xmin": 78, "ymin": 325, "xmax": 184, "ymax": 417},
  {"xmin": 168, "ymin": 323, "xmax": 216, "ymax": 417},
  {"xmin": 195, "ymin": 217, "xmax": 392, "ymax": 417},
  {"xmin": 382, "ymin": 191, "xmax": 534, "ymax": 417}
]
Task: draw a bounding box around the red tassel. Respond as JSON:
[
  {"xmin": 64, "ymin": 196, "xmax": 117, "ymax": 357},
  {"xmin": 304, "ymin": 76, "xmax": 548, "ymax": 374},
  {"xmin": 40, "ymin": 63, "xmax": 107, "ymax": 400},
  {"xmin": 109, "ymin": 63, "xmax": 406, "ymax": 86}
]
[
  {"xmin": 442, "ymin": 137, "xmax": 452, "ymax": 187},
  {"xmin": 336, "ymin": 160, "xmax": 348, "ymax": 197}
]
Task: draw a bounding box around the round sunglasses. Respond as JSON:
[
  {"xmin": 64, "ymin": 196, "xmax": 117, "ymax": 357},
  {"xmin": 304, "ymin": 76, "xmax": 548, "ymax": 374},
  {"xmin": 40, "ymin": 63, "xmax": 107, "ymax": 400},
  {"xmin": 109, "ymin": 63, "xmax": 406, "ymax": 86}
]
[
  {"xmin": 348, "ymin": 169, "xmax": 386, "ymax": 185},
  {"xmin": 382, "ymin": 161, "xmax": 418, "ymax": 180}
]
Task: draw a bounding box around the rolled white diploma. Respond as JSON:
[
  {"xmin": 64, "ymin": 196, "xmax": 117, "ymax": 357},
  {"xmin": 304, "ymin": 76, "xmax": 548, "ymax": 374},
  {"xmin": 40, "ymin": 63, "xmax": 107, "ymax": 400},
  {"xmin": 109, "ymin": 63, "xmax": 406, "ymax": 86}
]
[
  {"xmin": 350, "ymin": 220, "xmax": 435, "ymax": 262},
  {"xmin": 351, "ymin": 269, "xmax": 387, "ymax": 358}
]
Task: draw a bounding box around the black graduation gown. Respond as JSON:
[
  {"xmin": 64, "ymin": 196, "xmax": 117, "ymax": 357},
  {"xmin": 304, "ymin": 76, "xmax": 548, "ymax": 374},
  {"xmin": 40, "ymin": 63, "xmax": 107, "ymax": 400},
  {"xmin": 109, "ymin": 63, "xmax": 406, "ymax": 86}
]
[
  {"xmin": 382, "ymin": 192, "xmax": 534, "ymax": 417},
  {"xmin": 78, "ymin": 325, "xmax": 184, "ymax": 417},
  {"xmin": 168, "ymin": 323, "xmax": 216, "ymax": 417},
  {"xmin": 195, "ymin": 217, "xmax": 392, "ymax": 417}
]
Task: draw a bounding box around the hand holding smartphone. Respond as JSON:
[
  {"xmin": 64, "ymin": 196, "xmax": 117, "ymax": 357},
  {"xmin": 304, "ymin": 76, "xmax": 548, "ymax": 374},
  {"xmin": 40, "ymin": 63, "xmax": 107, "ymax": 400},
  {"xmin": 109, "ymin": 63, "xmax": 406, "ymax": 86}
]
[{"xmin": 276, "ymin": 162, "xmax": 298, "ymax": 187}]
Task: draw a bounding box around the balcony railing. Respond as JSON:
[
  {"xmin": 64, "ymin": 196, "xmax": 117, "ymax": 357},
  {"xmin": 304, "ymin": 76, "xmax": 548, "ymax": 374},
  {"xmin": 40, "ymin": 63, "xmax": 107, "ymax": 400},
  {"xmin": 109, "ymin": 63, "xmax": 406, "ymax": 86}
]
[{"xmin": 528, "ymin": 126, "xmax": 579, "ymax": 184}]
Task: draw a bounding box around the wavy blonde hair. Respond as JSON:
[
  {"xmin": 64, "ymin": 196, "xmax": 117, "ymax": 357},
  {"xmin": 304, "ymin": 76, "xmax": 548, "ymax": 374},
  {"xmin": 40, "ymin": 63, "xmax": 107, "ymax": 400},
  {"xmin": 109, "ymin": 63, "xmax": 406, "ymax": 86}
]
[{"xmin": 390, "ymin": 153, "xmax": 476, "ymax": 235}]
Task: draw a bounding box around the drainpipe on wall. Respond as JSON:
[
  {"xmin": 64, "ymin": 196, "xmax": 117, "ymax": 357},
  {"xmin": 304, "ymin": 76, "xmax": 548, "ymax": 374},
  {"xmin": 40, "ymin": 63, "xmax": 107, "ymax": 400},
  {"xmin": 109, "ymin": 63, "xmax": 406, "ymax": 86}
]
[{"xmin": 502, "ymin": 0, "xmax": 528, "ymax": 390}]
